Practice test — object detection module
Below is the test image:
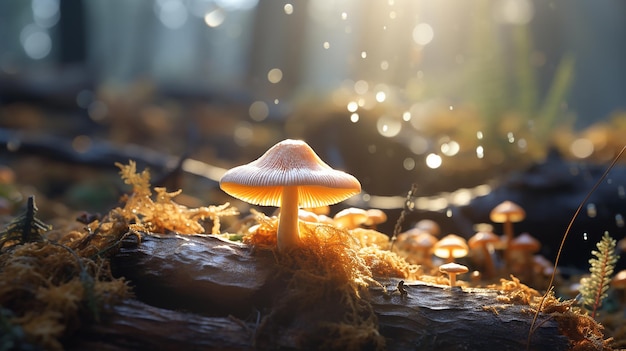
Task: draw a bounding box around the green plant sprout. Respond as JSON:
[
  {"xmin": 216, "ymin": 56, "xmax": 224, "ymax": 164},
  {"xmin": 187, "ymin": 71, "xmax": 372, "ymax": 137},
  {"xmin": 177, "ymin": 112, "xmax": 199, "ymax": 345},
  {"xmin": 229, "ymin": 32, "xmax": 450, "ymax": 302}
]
[{"xmin": 579, "ymin": 232, "xmax": 619, "ymax": 319}]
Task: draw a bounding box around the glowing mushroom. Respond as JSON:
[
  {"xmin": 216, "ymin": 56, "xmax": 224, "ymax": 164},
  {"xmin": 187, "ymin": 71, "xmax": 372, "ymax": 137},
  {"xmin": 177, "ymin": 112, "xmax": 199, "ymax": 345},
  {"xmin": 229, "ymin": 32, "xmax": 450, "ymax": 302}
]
[
  {"xmin": 364, "ymin": 209, "xmax": 388, "ymax": 230},
  {"xmin": 468, "ymin": 230, "xmax": 500, "ymax": 279},
  {"xmin": 333, "ymin": 207, "xmax": 369, "ymax": 229},
  {"xmin": 439, "ymin": 262, "xmax": 469, "ymax": 287},
  {"xmin": 433, "ymin": 234, "xmax": 469, "ymax": 263},
  {"xmin": 508, "ymin": 232, "xmax": 541, "ymax": 282},
  {"xmin": 220, "ymin": 139, "xmax": 361, "ymax": 252},
  {"xmin": 490, "ymin": 200, "xmax": 526, "ymax": 246},
  {"xmin": 414, "ymin": 219, "xmax": 441, "ymax": 237}
]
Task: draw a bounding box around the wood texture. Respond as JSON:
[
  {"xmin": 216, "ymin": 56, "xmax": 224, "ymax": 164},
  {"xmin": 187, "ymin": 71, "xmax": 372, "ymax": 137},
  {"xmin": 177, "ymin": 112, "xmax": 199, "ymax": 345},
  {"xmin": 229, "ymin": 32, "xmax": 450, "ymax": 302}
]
[{"xmin": 85, "ymin": 234, "xmax": 571, "ymax": 350}]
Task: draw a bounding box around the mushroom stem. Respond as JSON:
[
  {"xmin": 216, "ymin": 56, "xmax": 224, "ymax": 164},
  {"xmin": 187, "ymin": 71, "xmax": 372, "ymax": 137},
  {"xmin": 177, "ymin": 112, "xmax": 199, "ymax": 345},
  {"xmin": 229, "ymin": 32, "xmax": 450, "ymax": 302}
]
[
  {"xmin": 445, "ymin": 249, "xmax": 454, "ymax": 263},
  {"xmin": 504, "ymin": 219, "xmax": 514, "ymax": 243},
  {"xmin": 448, "ymin": 273, "xmax": 457, "ymax": 287},
  {"xmin": 482, "ymin": 245, "xmax": 496, "ymax": 279},
  {"xmin": 277, "ymin": 186, "xmax": 300, "ymax": 251}
]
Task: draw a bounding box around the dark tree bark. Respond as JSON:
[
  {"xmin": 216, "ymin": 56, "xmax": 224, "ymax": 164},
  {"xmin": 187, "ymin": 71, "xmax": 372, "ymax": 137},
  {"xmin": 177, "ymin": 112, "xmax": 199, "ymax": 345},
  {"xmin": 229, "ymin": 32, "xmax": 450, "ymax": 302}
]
[{"xmin": 88, "ymin": 234, "xmax": 571, "ymax": 351}]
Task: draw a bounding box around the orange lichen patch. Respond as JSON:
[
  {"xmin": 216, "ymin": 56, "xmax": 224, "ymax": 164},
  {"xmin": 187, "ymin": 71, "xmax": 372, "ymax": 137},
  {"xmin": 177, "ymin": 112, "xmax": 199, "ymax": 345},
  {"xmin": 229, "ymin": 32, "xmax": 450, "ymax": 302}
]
[{"xmin": 116, "ymin": 161, "xmax": 238, "ymax": 235}]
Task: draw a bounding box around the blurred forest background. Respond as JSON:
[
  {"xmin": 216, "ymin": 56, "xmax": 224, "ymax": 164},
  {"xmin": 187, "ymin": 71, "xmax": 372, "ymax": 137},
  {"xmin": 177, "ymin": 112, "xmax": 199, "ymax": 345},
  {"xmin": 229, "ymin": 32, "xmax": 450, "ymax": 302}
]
[{"xmin": 1, "ymin": 0, "xmax": 626, "ymax": 215}]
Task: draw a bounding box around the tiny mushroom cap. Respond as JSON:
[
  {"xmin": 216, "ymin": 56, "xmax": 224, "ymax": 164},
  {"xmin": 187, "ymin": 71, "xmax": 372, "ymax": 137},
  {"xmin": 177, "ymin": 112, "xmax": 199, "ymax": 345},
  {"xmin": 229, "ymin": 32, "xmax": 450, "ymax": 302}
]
[
  {"xmin": 414, "ymin": 219, "xmax": 441, "ymax": 237},
  {"xmin": 364, "ymin": 209, "xmax": 388, "ymax": 228},
  {"xmin": 468, "ymin": 230, "xmax": 500, "ymax": 278},
  {"xmin": 433, "ymin": 234, "xmax": 469, "ymax": 263},
  {"xmin": 333, "ymin": 207, "xmax": 369, "ymax": 229},
  {"xmin": 439, "ymin": 262, "xmax": 469, "ymax": 287},
  {"xmin": 509, "ymin": 232, "xmax": 541, "ymax": 253},
  {"xmin": 220, "ymin": 139, "xmax": 361, "ymax": 251},
  {"xmin": 490, "ymin": 200, "xmax": 526, "ymax": 243}
]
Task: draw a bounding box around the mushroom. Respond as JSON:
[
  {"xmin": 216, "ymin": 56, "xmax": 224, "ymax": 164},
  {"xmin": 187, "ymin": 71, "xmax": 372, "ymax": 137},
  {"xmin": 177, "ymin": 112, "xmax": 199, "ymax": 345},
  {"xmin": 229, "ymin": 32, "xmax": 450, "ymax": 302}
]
[
  {"xmin": 433, "ymin": 234, "xmax": 469, "ymax": 263},
  {"xmin": 508, "ymin": 232, "xmax": 540, "ymax": 282},
  {"xmin": 489, "ymin": 200, "xmax": 525, "ymax": 247},
  {"xmin": 220, "ymin": 139, "xmax": 361, "ymax": 252},
  {"xmin": 405, "ymin": 232, "xmax": 438, "ymax": 267},
  {"xmin": 439, "ymin": 262, "xmax": 469, "ymax": 287},
  {"xmin": 468, "ymin": 230, "xmax": 500, "ymax": 279},
  {"xmin": 363, "ymin": 209, "xmax": 388, "ymax": 230},
  {"xmin": 414, "ymin": 219, "xmax": 441, "ymax": 237},
  {"xmin": 333, "ymin": 207, "xmax": 369, "ymax": 229}
]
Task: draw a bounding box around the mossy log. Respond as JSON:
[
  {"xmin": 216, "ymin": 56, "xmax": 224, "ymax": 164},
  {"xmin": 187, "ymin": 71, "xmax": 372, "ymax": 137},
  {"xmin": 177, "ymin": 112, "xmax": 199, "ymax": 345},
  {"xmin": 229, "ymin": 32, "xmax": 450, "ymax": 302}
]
[{"xmin": 75, "ymin": 234, "xmax": 571, "ymax": 351}]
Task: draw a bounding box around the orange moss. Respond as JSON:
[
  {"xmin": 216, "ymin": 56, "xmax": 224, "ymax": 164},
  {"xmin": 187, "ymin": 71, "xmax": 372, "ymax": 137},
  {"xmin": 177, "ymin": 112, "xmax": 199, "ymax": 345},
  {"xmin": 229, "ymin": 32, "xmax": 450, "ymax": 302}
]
[
  {"xmin": 115, "ymin": 161, "xmax": 238, "ymax": 235},
  {"xmin": 241, "ymin": 211, "xmax": 424, "ymax": 350}
]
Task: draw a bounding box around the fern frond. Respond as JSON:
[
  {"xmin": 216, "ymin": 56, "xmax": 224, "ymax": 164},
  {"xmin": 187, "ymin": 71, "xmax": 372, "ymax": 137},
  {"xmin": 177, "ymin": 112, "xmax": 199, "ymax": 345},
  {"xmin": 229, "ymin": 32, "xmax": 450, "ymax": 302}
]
[{"xmin": 578, "ymin": 231, "xmax": 619, "ymax": 319}]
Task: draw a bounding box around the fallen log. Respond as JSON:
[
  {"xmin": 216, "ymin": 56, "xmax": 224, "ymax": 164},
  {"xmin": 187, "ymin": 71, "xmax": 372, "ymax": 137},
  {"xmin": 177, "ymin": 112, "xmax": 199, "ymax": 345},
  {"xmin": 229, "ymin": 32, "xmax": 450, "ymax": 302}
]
[{"xmin": 98, "ymin": 234, "xmax": 575, "ymax": 350}]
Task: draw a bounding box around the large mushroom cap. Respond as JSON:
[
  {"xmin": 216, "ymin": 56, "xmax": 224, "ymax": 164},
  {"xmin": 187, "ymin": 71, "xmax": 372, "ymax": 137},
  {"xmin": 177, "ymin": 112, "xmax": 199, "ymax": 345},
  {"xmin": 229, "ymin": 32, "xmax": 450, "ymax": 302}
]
[{"xmin": 220, "ymin": 139, "xmax": 361, "ymax": 208}]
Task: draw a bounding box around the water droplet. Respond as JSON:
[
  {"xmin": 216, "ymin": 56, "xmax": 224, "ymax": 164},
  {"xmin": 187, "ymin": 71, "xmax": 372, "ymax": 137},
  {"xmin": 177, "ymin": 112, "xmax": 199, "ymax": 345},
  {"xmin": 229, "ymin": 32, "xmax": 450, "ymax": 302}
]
[
  {"xmin": 375, "ymin": 91, "xmax": 386, "ymax": 102},
  {"xmin": 476, "ymin": 131, "xmax": 483, "ymax": 140},
  {"xmin": 347, "ymin": 101, "xmax": 358, "ymax": 112},
  {"xmin": 376, "ymin": 116, "xmax": 401, "ymax": 138},
  {"xmin": 267, "ymin": 68, "xmax": 283, "ymax": 83},
  {"xmin": 283, "ymin": 3, "xmax": 293, "ymax": 15},
  {"xmin": 361, "ymin": 51, "xmax": 367, "ymax": 59},
  {"xmin": 249, "ymin": 101, "xmax": 269, "ymax": 121},
  {"xmin": 323, "ymin": 41, "xmax": 330, "ymax": 49},
  {"xmin": 341, "ymin": 12, "xmax": 348, "ymax": 20},
  {"xmin": 350, "ymin": 113, "xmax": 359, "ymax": 123},
  {"xmin": 412, "ymin": 23, "xmax": 434, "ymax": 46},
  {"xmin": 425, "ymin": 153, "xmax": 442, "ymax": 169},
  {"xmin": 476, "ymin": 145, "xmax": 484, "ymax": 159},
  {"xmin": 586, "ymin": 203, "xmax": 597, "ymax": 218},
  {"xmin": 441, "ymin": 140, "xmax": 460, "ymax": 156},
  {"xmin": 204, "ymin": 8, "xmax": 224, "ymax": 27},
  {"xmin": 380, "ymin": 60, "xmax": 389, "ymax": 70},
  {"xmin": 403, "ymin": 157, "xmax": 415, "ymax": 171},
  {"xmin": 274, "ymin": 99, "xmax": 279, "ymax": 104},
  {"xmin": 616, "ymin": 214, "xmax": 624, "ymax": 228},
  {"xmin": 507, "ymin": 132, "xmax": 515, "ymax": 143},
  {"xmin": 582, "ymin": 232, "xmax": 588, "ymax": 241},
  {"xmin": 354, "ymin": 80, "xmax": 368, "ymax": 94},
  {"xmin": 618, "ymin": 185, "xmax": 625, "ymax": 198},
  {"xmin": 446, "ymin": 208, "xmax": 452, "ymax": 217},
  {"xmin": 402, "ymin": 111, "xmax": 411, "ymax": 121},
  {"xmin": 449, "ymin": 105, "xmax": 454, "ymax": 111}
]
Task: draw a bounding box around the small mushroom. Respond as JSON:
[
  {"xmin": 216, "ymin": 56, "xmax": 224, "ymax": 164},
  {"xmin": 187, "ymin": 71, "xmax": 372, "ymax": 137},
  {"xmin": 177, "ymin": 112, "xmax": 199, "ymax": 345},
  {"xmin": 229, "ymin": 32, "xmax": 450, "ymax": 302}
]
[
  {"xmin": 414, "ymin": 219, "xmax": 441, "ymax": 237},
  {"xmin": 468, "ymin": 230, "xmax": 500, "ymax": 279},
  {"xmin": 489, "ymin": 200, "xmax": 526, "ymax": 246},
  {"xmin": 508, "ymin": 232, "xmax": 540, "ymax": 282},
  {"xmin": 439, "ymin": 262, "xmax": 469, "ymax": 287},
  {"xmin": 220, "ymin": 139, "xmax": 361, "ymax": 252},
  {"xmin": 433, "ymin": 234, "xmax": 469, "ymax": 263},
  {"xmin": 363, "ymin": 209, "xmax": 388, "ymax": 230},
  {"xmin": 333, "ymin": 207, "xmax": 369, "ymax": 229},
  {"xmin": 398, "ymin": 231, "xmax": 438, "ymax": 267}
]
